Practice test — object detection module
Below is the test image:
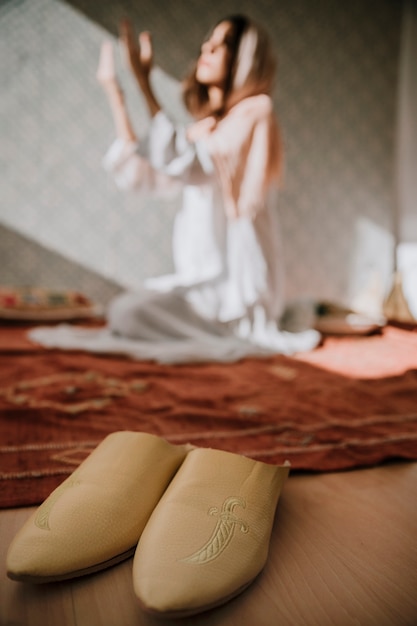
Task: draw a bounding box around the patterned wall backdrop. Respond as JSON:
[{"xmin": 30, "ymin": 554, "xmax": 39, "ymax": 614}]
[{"xmin": 0, "ymin": 0, "xmax": 402, "ymax": 308}]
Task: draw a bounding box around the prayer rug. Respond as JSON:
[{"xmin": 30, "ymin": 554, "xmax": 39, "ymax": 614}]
[{"xmin": 1, "ymin": 322, "xmax": 416, "ymax": 508}]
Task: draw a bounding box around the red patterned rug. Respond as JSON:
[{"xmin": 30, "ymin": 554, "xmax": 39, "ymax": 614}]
[{"xmin": 1, "ymin": 322, "xmax": 417, "ymax": 508}]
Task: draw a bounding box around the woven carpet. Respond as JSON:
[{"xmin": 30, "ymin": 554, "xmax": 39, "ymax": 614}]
[{"xmin": 1, "ymin": 322, "xmax": 417, "ymax": 508}]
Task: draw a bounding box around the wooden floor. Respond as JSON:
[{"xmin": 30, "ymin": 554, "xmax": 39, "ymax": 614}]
[{"xmin": 1, "ymin": 461, "xmax": 417, "ymax": 626}]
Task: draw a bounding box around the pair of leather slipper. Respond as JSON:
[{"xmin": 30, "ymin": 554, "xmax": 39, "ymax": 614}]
[{"xmin": 7, "ymin": 431, "xmax": 289, "ymax": 617}]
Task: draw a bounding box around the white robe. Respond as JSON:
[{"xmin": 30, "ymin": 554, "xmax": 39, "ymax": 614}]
[{"xmin": 29, "ymin": 98, "xmax": 320, "ymax": 363}]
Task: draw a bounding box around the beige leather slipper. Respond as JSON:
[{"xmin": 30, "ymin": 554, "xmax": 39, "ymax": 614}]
[
  {"xmin": 7, "ymin": 431, "xmax": 188, "ymax": 583},
  {"xmin": 132, "ymin": 447, "xmax": 290, "ymax": 617}
]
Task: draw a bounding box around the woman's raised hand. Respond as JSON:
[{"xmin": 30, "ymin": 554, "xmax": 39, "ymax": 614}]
[
  {"xmin": 120, "ymin": 19, "xmax": 153, "ymax": 84},
  {"xmin": 97, "ymin": 40, "xmax": 117, "ymax": 86},
  {"xmin": 119, "ymin": 18, "xmax": 160, "ymax": 117}
]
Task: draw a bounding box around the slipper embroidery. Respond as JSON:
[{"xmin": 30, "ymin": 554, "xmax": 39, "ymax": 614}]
[
  {"xmin": 35, "ymin": 476, "xmax": 81, "ymax": 531},
  {"xmin": 180, "ymin": 496, "xmax": 249, "ymax": 565}
]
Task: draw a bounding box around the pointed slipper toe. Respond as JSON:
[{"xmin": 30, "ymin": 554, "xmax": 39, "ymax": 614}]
[
  {"xmin": 7, "ymin": 431, "xmax": 187, "ymax": 583},
  {"xmin": 132, "ymin": 447, "xmax": 290, "ymax": 617}
]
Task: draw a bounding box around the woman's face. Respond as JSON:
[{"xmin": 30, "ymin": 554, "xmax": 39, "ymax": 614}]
[{"xmin": 196, "ymin": 21, "xmax": 233, "ymax": 88}]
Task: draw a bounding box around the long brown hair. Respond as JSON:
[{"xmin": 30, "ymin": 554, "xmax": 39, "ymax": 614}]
[{"xmin": 182, "ymin": 15, "xmax": 277, "ymax": 120}]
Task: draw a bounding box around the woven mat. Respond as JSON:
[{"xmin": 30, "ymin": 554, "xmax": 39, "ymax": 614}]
[{"xmin": 1, "ymin": 322, "xmax": 417, "ymax": 508}]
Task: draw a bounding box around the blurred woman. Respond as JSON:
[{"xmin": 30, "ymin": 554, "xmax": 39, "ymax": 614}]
[{"xmin": 31, "ymin": 15, "xmax": 320, "ymax": 362}]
